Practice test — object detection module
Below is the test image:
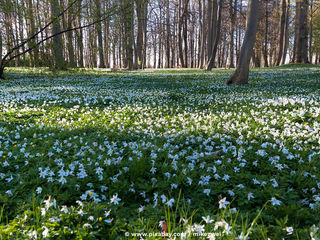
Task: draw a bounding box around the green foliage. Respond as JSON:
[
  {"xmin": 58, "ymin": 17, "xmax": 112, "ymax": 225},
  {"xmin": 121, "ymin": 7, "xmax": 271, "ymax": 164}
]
[{"xmin": 0, "ymin": 66, "xmax": 320, "ymax": 239}]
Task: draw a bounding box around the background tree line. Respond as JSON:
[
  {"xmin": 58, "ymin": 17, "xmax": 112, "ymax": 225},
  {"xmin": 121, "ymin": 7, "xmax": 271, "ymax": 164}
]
[{"xmin": 0, "ymin": 0, "xmax": 319, "ymax": 72}]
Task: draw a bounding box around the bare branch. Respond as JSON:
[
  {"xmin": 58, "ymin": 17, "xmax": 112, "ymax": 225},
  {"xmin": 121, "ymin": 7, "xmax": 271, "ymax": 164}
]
[
  {"xmin": 2, "ymin": 0, "xmax": 81, "ymax": 62},
  {"xmin": 5, "ymin": 5, "xmax": 118, "ymax": 65}
]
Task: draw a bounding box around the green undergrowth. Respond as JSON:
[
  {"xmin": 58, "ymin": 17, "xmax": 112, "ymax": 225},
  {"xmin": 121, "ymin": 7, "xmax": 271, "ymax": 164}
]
[{"xmin": 0, "ymin": 66, "xmax": 320, "ymax": 239}]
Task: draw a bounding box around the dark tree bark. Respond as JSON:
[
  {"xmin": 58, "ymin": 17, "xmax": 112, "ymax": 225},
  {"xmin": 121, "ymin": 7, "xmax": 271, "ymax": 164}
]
[
  {"xmin": 153, "ymin": 26, "xmax": 157, "ymax": 68},
  {"xmin": 67, "ymin": 0, "xmax": 76, "ymax": 67},
  {"xmin": 205, "ymin": 0, "xmax": 223, "ymax": 70},
  {"xmin": 190, "ymin": 3, "xmax": 196, "ymax": 68},
  {"xmin": 294, "ymin": 0, "xmax": 309, "ymax": 63},
  {"xmin": 0, "ymin": 34, "xmax": 2, "ymax": 78},
  {"xmin": 165, "ymin": 0, "xmax": 171, "ymax": 68},
  {"xmin": 276, "ymin": 0, "xmax": 287, "ymax": 66},
  {"xmin": 50, "ymin": 2, "xmax": 62, "ymax": 66},
  {"xmin": 183, "ymin": 0, "xmax": 189, "ymax": 67},
  {"xmin": 76, "ymin": 0, "xmax": 84, "ymax": 67},
  {"xmin": 119, "ymin": 29, "xmax": 123, "ymax": 68},
  {"xmin": 178, "ymin": 0, "xmax": 185, "ymax": 67},
  {"xmin": 207, "ymin": 0, "xmax": 218, "ymax": 63},
  {"xmin": 309, "ymin": 0, "xmax": 313, "ymax": 63},
  {"xmin": 199, "ymin": 0, "xmax": 206, "ymax": 68},
  {"xmin": 226, "ymin": 0, "xmax": 260, "ymax": 85},
  {"xmin": 51, "ymin": 0, "xmax": 66, "ymax": 70},
  {"xmin": 229, "ymin": 0, "xmax": 236, "ymax": 68},
  {"xmin": 12, "ymin": 4, "xmax": 19, "ymax": 66},
  {"xmin": 17, "ymin": 1, "xmax": 25, "ymax": 64},
  {"xmin": 254, "ymin": 46, "xmax": 261, "ymax": 67},
  {"xmin": 171, "ymin": 6, "xmax": 177, "ymax": 67},
  {"xmin": 94, "ymin": 0, "xmax": 106, "ymax": 68},
  {"xmin": 136, "ymin": 0, "xmax": 148, "ymax": 69},
  {"xmin": 120, "ymin": 0, "xmax": 134, "ymax": 69},
  {"xmin": 104, "ymin": 2, "xmax": 110, "ymax": 68},
  {"xmin": 0, "ymin": 33, "xmax": 2, "ymax": 60},
  {"xmin": 26, "ymin": 0, "xmax": 39, "ymax": 66},
  {"xmin": 281, "ymin": 0, "xmax": 290, "ymax": 65},
  {"xmin": 158, "ymin": 6, "xmax": 163, "ymax": 69},
  {"xmin": 263, "ymin": 0, "xmax": 269, "ymax": 67},
  {"xmin": 87, "ymin": 0, "xmax": 97, "ymax": 69},
  {"xmin": 112, "ymin": 33, "xmax": 116, "ymax": 67},
  {"xmin": 236, "ymin": 0, "xmax": 243, "ymax": 65}
]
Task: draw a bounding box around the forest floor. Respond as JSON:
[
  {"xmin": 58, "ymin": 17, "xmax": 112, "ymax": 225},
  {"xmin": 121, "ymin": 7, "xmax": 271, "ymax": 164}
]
[{"xmin": 0, "ymin": 64, "xmax": 320, "ymax": 239}]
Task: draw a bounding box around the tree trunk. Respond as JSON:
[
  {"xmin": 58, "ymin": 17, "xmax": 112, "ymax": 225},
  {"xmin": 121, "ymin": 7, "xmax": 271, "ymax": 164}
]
[
  {"xmin": 76, "ymin": 0, "xmax": 84, "ymax": 67},
  {"xmin": 221, "ymin": 36, "xmax": 227, "ymax": 67},
  {"xmin": 294, "ymin": 0, "xmax": 309, "ymax": 63},
  {"xmin": 118, "ymin": 0, "xmax": 134, "ymax": 69},
  {"xmin": 35, "ymin": 3, "xmax": 46, "ymax": 66},
  {"xmin": 112, "ymin": 35, "xmax": 116, "ymax": 67},
  {"xmin": 190, "ymin": 15, "xmax": 195, "ymax": 68},
  {"xmin": 178, "ymin": 0, "xmax": 185, "ymax": 67},
  {"xmin": 0, "ymin": 64, "xmax": 4, "ymax": 79},
  {"xmin": 0, "ymin": 33, "xmax": 2, "ymax": 78},
  {"xmin": 199, "ymin": 0, "xmax": 206, "ymax": 68},
  {"xmin": 13, "ymin": 6, "xmax": 20, "ymax": 66},
  {"xmin": 67, "ymin": 0, "xmax": 76, "ymax": 67},
  {"xmin": 94, "ymin": 0, "xmax": 106, "ymax": 68},
  {"xmin": 205, "ymin": 0, "xmax": 223, "ymax": 70},
  {"xmin": 143, "ymin": 6, "xmax": 147, "ymax": 68},
  {"xmin": 0, "ymin": 33, "xmax": 2, "ymax": 61},
  {"xmin": 276, "ymin": 0, "xmax": 286, "ymax": 66},
  {"xmin": 104, "ymin": 14, "xmax": 110, "ymax": 68},
  {"xmin": 309, "ymin": 0, "xmax": 313, "ymax": 64},
  {"xmin": 136, "ymin": 0, "xmax": 148, "ymax": 69},
  {"xmin": 51, "ymin": 0, "xmax": 66, "ymax": 69},
  {"xmin": 172, "ymin": 8, "xmax": 177, "ymax": 67},
  {"xmin": 124, "ymin": 0, "xmax": 134, "ymax": 69},
  {"xmin": 281, "ymin": 0, "xmax": 290, "ymax": 65},
  {"xmin": 158, "ymin": 22, "xmax": 162, "ymax": 69},
  {"xmin": 153, "ymin": 29, "xmax": 157, "ymax": 68},
  {"xmin": 207, "ymin": 0, "xmax": 218, "ymax": 63},
  {"xmin": 18, "ymin": 1, "xmax": 26, "ymax": 64},
  {"xmin": 165, "ymin": 0, "xmax": 171, "ymax": 68},
  {"xmin": 183, "ymin": 0, "xmax": 189, "ymax": 67},
  {"xmin": 263, "ymin": 0, "xmax": 269, "ymax": 67},
  {"xmin": 225, "ymin": 0, "xmax": 260, "ymax": 85},
  {"xmin": 254, "ymin": 46, "xmax": 261, "ymax": 67},
  {"xmin": 236, "ymin": 0, "xmax": 242, "ymax": 65},
  {"xmin": 229, "ymin": 0, "xmax": 236, "ymax": 68}
]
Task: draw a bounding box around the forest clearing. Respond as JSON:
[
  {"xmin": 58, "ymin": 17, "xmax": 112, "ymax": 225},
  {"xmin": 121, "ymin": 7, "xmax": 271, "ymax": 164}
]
[
  {"xmin": 1, "ymin": 0, "xmax": 320, "ymax": 238},
  {"xmin": 0, "ymin": 65, "xmax": 320, "ymax": 239}
]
